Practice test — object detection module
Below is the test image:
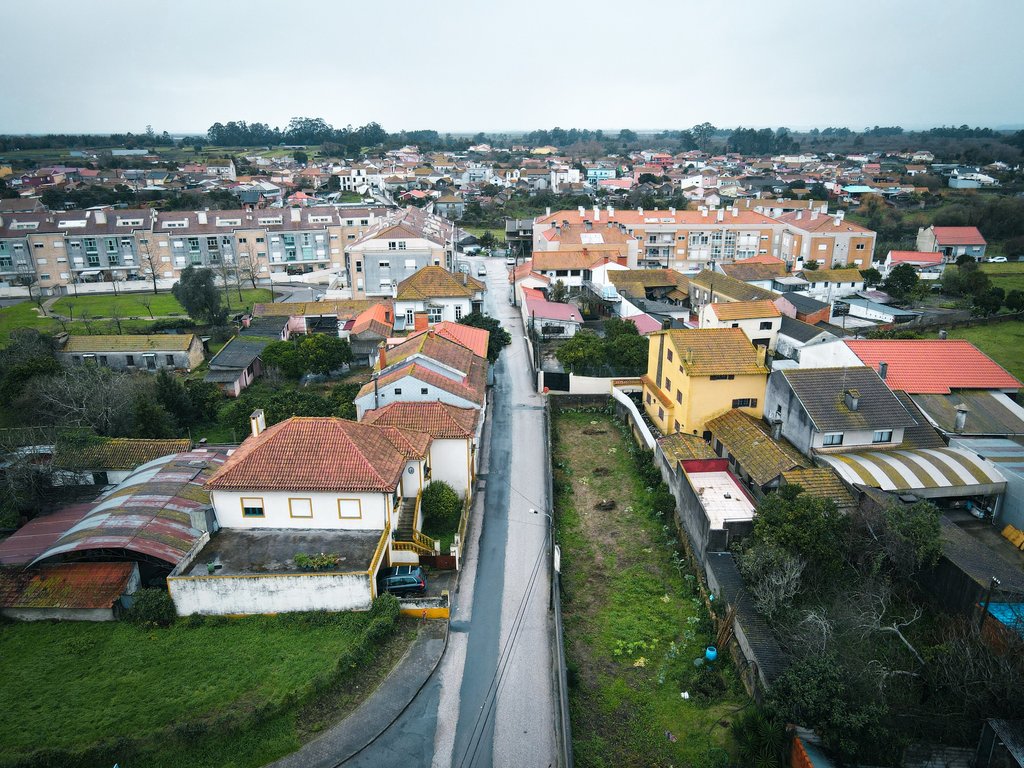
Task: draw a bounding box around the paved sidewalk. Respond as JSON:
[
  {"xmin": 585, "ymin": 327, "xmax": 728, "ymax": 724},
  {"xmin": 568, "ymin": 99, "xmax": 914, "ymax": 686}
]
[{"xmin": 265, "ymin": 618, "xmax": 448, "ymax": 768}]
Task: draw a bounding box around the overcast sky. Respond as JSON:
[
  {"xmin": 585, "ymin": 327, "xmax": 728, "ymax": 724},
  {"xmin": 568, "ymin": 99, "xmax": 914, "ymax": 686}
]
[{"xmin": 2, "ymin": 0, "xmax": 1022, "ymax": 135}]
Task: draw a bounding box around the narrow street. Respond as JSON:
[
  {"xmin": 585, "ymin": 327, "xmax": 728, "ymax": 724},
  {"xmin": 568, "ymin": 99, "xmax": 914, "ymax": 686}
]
[{"xmin": 345, "ymin": 256, "xmax": 556, "ymax": 768}]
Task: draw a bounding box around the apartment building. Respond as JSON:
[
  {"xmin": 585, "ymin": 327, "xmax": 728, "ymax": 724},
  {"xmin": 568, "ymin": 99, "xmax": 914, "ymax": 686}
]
[
  {"xmin": 0, "ymin": 206, "xmax": 390, "ymax": 295},
  {"xmin": 534, "ymin": 206, "xmax": 787, "ymax": 271},
  {"xmin": 776, "ymin": 209, "xmax": 876, "ymax": 268}
]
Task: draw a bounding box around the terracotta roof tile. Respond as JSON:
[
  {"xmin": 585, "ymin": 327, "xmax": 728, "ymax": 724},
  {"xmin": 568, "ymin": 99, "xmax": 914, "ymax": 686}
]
[
  {"xmin": 781, "ymin": 468, "xmax": 856, "ymax": 511},
  {"xmin": 709, "ymin": 300, "xmax": 781, "ymax": 321},
  {"xmin": 351, "ymin": 303, "xmax": 394, "ymax": 337},
  {"xmin": 358, "ymin": 358, "xmax": 487, "ymax": 407},
  {"xmin": 846, "ymin": 340, "xmax": 1021, "ymax": 394},
  {"xmin": 688, "ymin": 270, "xmax": 777, "ymax": 302},
  {"xmin": 664, "ymin": 328, "xmax": 768, "ymax": 376},
  {"xmin": 53, "ymin": 438, "xmax": 192, "ymax": 471},
  {"xmin": 381, "ymin": 330, "xmax": 476, "ymax": 375},
  {"xmin": 658, "ymin": 432, "xmax": 716, "ymax": 463},
  {"xmin": 932, "ymin": 226, "xmax": 986, "ymax": 245},
  {"xmin": 406, "ymin": 321, "xmax": 489, "ymax": 359},
  {"xmin": 206, "ymin": 417, "xmax": 430, "ymax": 493},
  {"xmin": 706, "ymin": 410, "xmax": 804, "ymax": 486},
  {"xmin": 62, "ymin": 334, "xmax": 196, "ymax": 353},
  {"xmin": 0, "ymin": 563, "xmax": 137, "ymax": 610},
  {"xmin": 396, "ymin": 266, "xmax": 484, "ymax": 300},
  {"xmin": 362, "ymin": 401, "xmax": 479, "ymax": 439}
]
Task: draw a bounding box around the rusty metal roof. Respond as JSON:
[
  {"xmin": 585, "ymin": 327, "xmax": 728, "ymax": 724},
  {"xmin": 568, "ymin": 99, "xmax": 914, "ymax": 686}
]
[
  {"xmin": 0, "ymin": 505, "xmax": 92, "ymax": 567},
  {"xmin": 0, "ymin": 562, "xmax": 136, "ymax": 610},
  {"xmin": 28, "ymin": 449, "xmax": 227, "ymax": 568}
]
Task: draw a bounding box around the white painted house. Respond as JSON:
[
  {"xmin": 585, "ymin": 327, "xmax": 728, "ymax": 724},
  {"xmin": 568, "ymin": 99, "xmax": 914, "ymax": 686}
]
[{"xmin": 393, "ymin": 265, "xmax": 486, "ymax": 326}]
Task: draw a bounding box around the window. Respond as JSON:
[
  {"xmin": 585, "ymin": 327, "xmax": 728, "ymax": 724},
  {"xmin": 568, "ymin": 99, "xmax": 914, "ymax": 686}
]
[
  {"xmin": 388, "ymin": 241, "xmax": 397, "ymax": 250},
  {"xmin": 256, "ymin": 237, "xmax": 265, "ymax": 243},
  {"xmin": 144, "ymin": 353, "xmax": 156, "ymax": 370},
  {"xmin": 98, "ymin": 355, "xmax": 108, "ymax": 366},
  {"xmin": 674, "ymin": 420, "xmax": 681, "ymax": 432},
  {"xmin": 289, "ymin": 498, "xmax": 313, "ymax": 518},
  {"xmin": 873, "ymin": 430, "xmax": 893, "ymax": 443},
  {"xmin": 126, "ymin": 355, "xmax": 135, "ymax": 366},
  {"xmin": 241, "ymin": 497, "xmax": 265, "ymax": 518},
  {"xmin": 338, "ymin": 498, "xmax": 362, "ymax": 519},
  {"xmin": 394, "ymin": 387, "xmax": 402, "ymax": 395},
  {"xmin": 676, "ymin": 391, "xmax": 682, "ymax": 404},
  {"xmin": 667, "ymin": 349, "xmax": 673, "ymax": 362},
  {"xmin": 817, "ymin": 243, "xmax": 827, "ymax": 251},
  {"xmin": 732, "ymin": 398, "xmax": 757, "ymax": 409},
  {"xmin": 664, "ymin": 378, "xmax": 671, "ymax": 392},
  {"xmin": 646, "ymin": 393, "xmax": 652, "ymax": 405},
  {"xmin": 455, "ymin": 305, "xmax": 463, "ymax": 321},
  {"xmin": 355, "ymin": 261, "xmax": 362, "ymax": 273},
  {"xmin": 710, "ymin": 374, "xmax": 735, "ymax": 381},
  {"xmin": 165, "ymin": 354, "xmax": 174, "ymax": 366},
  {"xmin": 428, "ymin": 306, "xmax": 442, "ymax": 323},
  {"xmin": 856, "ymin": 243, "xmax": 865, "ymax": 250},
  {"xmin": 38, "ymin": 273, "xmax": 50, "ymax": 280},
  {"xmin": 33, "ymin": 242, "xmax": 43, "ymax": 249},
  {"xmin": 822, "ymin": 433, "xmax": 844, "ymax": 446},
  {"xmin": 658, "ymin": 407, "xmax": 664, "ymax": 420},
  {"xmin": 759, "ymin": 321, "xmax": 773, "ymax": 330}
]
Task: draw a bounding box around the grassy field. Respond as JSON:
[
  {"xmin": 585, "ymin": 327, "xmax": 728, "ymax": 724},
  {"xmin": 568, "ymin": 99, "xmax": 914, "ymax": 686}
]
[
  {"xmin": 928, "ymin": 320, "xmax": 1024, "ymax": 382},
  {"xmin": 52, "ymin": 288, "xmax": 273, "ymax": 319},
  {"xmin": 0, "ymin": 301, "xmax": 58, "ymax": 337},
  {"xmin": 462, "ymin": 226, "xmax": 506, "ymax": 243},
  {"xmin": 0, "ymin": 605, "xmax": 411, "ymax": 767},
  {"xmin": 979, "ymin": 262, "xmax": 1024, "ymax": 293},
  {"xmin": 553, "ymin": 409, "xmax": 742, "ymax": 768}
]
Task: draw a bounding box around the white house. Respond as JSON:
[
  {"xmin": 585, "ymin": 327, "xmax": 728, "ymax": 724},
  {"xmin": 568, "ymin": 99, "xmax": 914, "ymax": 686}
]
[
  {"xmin": 393, "ymin": 265, "xmax": 486, "ymax": 326},
  {"xmin": 699, "ymin": 300, "xmax": 782, "ymax": 352},
  {"xmin": 167, "ymin": 413, "xmax": 440, "ymax": 616},
  {"xmin": 362, "ymin": 401, "xmax": 481, "ymax": 498}
]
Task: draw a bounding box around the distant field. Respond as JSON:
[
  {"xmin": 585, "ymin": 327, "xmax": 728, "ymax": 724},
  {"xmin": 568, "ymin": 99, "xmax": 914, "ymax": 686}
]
[
  {"xmin": 463, "ymin": 226, "xmax": 506, "ymax": 242},
  {"xmin": 930, "ymin": 321, "xmax": 1024, "ymax": 382},
  {"xmin": 51, "ymin": 288, "xmax": 273, "ymax": 319}
]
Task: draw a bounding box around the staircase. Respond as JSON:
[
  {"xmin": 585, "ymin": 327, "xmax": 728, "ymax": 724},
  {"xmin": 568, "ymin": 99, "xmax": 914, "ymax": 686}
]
[{"xmin": 393, "ymin": 497, "xmax": 437, "ymax": 556}]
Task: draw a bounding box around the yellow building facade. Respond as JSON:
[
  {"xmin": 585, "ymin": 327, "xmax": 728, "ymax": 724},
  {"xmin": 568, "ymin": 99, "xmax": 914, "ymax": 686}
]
[{"xmin": 641, "ymin": 328, "xmax": 768, "ymax": 437}]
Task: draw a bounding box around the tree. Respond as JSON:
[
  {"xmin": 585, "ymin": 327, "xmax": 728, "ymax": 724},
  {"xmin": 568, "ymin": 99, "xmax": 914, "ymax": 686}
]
[
  {"xmin": 237, "ymin": 250, "xmax": 262, "ymax": 290},
  {"xmin": 421, "ymin": 480, "xmax": 462, "ymax": 533},
  {"xmin": 292, "ymin": 150, "xmax": 308, "ymax": 164},
  {"xmin": 850, "ymin": 501, "xmax": 941, "ymax": 584},
  {"xmin": 131, "ymin": 394, "xmax": 177, "ymax": 438},
  {"xmin": 803, "ymin": 260, "xmax": 819, "ymax": 271},
  {"xmin": 171, "ymin": 266, "xmax": 226, "ymax": 324},
  {"xmin": 459, "ymin": 312, "xmax": 511, "ymax": 363},
  {"xmin": 298, "ymin": 334, "xmax": 352, "ymax": 375},
  {"xmin": 22, "ymin": 365, "xmax": 147, "ymax": 436},
  {"xmin": 881, "ymin": 263, "xmax": 919, "ymax": 300},
  {"xmin": 860, "ymin": 267, "xmax": 883, "ymax": 287},
  {"xmin": 0, "ymin": 329, "xmax": 60, "ymax": 403},
  {"xmin": 154, "ymin": 369, "xmax": 194, "ymax": 429},
  {"xmin": 691, "ymin": 122, "xmax": 715, "ymax": 152},
  {"xmin": 478, "ymin": 230, "xmax": 496, "ymax": 249},
  {"xmin": 1006, "ymin": 289, "xmax": 1024, "ymax": 312},
  {"xmin": 973, "ymin": 287, "xmax": 1004, "ymax": 316},
  {"xmin": 554, "ymin": 330, "xmax": 604, "ymax": 372},
  {"xmin": 261, "ymin": 341, "xmax": 306, "ymax": 379},
  {"xmin": 548, "ymin": 279, "xmax": 569, "ymax": 303}
]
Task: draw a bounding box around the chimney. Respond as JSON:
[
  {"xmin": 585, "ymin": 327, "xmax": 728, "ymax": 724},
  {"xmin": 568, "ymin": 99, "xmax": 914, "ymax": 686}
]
[
  {"xmin": 462, "ymin": 271, "xmax": 468, "ymax": 285},
  {"xmin": 955, "ymin": 405, "xmax": 969, "ymax": 432},
  {"xmin": 716, "ymin": 208, "xmax": 724, "ymax": 223},
  {"xmin": 545, "ymin": 207, "xmax": 551, "ymax": 217},
  {"xmin": 756, "ymin": 345, "xmax": 768, "ymax": 368},
  {"xmin": 378, "ymin": 344, "xmax": 387, "ymax": 371},
  {"xmin": 731, "ymin": 207, "xmax": 738, "ymax": 217},
  {"xmin": 834, "ymin": 214, "xmax": 842, "ymax": 227},
  {"xmin": 796, "ymin": 210, "xmax": 803, "ymax": 220},
  {"xmin": 938, "ymin": 329, "xmax": 948, "ymax": 340},
  {"xmin": 878, "ymin": 361, "xmax": 888, "ymax": 381},
  {"xmin": 700, "ymin": 207, "xmax": 708, "ymax": 217},
  {"xmin": 771, "ymin": 418, "xmax": 783, "ymax": 441},
  {"xmin": 250, "ymin": 409, "xmax": 266, "ymax": 437},
  {"xmin": 637, "ymin": 207, "xmax": 644, "ymax": 216},
  {"xmin": 608, "ymin": 205, "xmax": 615, "ymax": 216},
  {"xmin": 844, "ymin": 388, "xmax": 860, "ymax": 412},
  {"xmin": 593, "ymin": 205, "xmax": 600, "ymax": 221},
  {"xmin": 196, "ymin": 210, "xmax": 207, "ymax": 225},
  {"xmin": 578, "ymin": 205, "xmax": 585, "ymax": 217}
]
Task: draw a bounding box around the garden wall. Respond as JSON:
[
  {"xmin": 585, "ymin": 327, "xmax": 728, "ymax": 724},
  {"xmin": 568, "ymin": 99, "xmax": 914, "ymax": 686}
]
[{"xmin": 168, "ymin": 571, "xmax": 374, "ymax": 615}]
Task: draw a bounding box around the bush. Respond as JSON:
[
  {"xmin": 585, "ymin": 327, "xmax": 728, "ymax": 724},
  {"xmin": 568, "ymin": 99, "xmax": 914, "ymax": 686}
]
[
  {"xmin": 145, "ymin": 318, "xmax": 196, "ymax": 333},
  {"xmin": 208, "ymin": 324, "xmax": 235, "ymax": 343},
  {"xmin": 421, "ymin": 480, "xmax": 462, "ymax": 532},
  {"xmin": 125, "ymin": 588, "xmax": 177, "ymax": 627},
  {"xmin": 688, "ymin": 663, "xmax": 726, "ymax": 701}
]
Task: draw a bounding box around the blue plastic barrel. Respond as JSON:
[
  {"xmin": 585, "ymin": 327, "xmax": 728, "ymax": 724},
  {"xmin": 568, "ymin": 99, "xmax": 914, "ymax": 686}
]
[{"xmin": 705, "ymin": 646, "xmax": 718, "ymax": 662}]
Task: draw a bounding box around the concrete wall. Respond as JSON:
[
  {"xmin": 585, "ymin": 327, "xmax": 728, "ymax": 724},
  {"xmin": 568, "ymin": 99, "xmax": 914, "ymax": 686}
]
[
  {"xmin": 168, "ymin": 571, "xmax": 374, "ymax": 615},
  {"xmin": 430, "ymin": 438, "xmax": 473, "ymax": 497},
  {"xmin": 1, "ymin": 606, "xmax": 116, "ymax": 621},
  {"xmin": 354, "ymin": 377, "xmax": 477, "ymax": 418}
]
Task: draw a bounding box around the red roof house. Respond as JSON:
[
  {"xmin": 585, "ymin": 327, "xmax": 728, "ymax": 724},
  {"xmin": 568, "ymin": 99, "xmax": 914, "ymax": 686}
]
[{"xmin": 846, "ymin": 339, "xmax": 1021, "ymax": 394}]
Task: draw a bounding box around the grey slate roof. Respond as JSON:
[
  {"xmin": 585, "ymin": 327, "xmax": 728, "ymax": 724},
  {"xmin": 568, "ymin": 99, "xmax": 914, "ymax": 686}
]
[
  {"xmin": 239, "ymin": 317, "xmax": 288, "ymax": 338},
  {"xmin": 779, "ymin": 314, "xmax": 833, "ymax": 343},
  {"xmin": 911, "ymin": 389, "xmax": 1024, "ymax": 437},
  {"xmin": 780, "ymin": 366, "xmax": 917, "ymax": 432},
  {"xmin": 208, "ymin": 336, "xmax": 271, "ymax": 370},
  {"xmin": 780, "ymin": 291, "xmax": 828, "ymax": 314}
]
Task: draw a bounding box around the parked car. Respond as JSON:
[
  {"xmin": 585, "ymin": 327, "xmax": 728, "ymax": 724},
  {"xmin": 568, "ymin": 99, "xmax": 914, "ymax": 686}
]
[
  {"xmin": 988, "ymin": 256, "xmax": 1008, "ymax": 263},
  {"xmin": 378, "ymin": 565, "xmax": 426, "ymax": 597},
  {"xmin": 463, "ymin": 245, "xmax": 481, "ymax": 255},
  {"xmin": 505, "ymin": 254, "xmax": 516, "ymax": 266},
  {"xmin": 477, "ymin": 263, "xmax": 487, "ymax": 277}
]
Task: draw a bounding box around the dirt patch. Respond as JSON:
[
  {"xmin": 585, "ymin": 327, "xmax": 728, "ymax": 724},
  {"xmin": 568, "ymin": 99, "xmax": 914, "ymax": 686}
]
[
  {"xmin": 591, "ymin": 467, "xmax": 611, "ymax": 476},
  {"xmin": 593, "ymin": 499, "xmax": 617, "ymax": 511},
  {"xmin": 582, "ymin": 428, "xmax": 607, "ymax": 435}
]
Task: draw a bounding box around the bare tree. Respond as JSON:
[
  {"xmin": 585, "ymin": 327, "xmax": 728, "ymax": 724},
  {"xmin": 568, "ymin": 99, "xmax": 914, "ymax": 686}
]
[
  {"xmin": 237, "ymin": 250, "xmax": 261, "ymax": 290},
  {"xmin": 25, "ymin": 366, "xmax": 144, "ymax": 436},
  {"xmin": 739, "ymin": 544, "xmax": 805, "ymax": 619},
  {"xmin": 80, "ymin": 311, "xmax": 94, "ymax": 334},
  {"xmin": 109, "ymin": 304, "xmax": 124, "ymax": 334},
  {"xmin": 139, "ymin": 239, "xmax": 160, "ymax": 295},
  {"xmin": 139, "ymin": 296, "xmax": 155, "ymax": 319}
]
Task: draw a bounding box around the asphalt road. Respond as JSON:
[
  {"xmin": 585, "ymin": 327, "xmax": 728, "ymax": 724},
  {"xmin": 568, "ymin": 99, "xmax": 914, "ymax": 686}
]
[{"xmin": 344, "ymin": 256, "xmax": 556, "ymax": 768}]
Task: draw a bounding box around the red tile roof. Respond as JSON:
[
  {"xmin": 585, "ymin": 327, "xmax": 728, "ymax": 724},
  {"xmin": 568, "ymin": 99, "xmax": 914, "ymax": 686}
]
[
  {"xmin": 0, "ymin": 562, "xmax": 136, "ymax": 610},
  {"xmin": 522, "ymin": 287, "xmax": 583, "ymax": 323},
  {"xmin": 407, "ymin": 321, "xmax": 489, "ymax": 359},
  {"xmin": 351, "ymin": 303, "xmax": 393, "ymax": 338},
  {"xmin": 362, "ymin": 401, "xmax": 479, "ymax": 439},
  {"xmin": 888, "ymin": 250, "xmax": 944, "ymax": 266},
  {"xmin": 846, "ymin": 339, "xmax": 1021, "ymax": 394},
  {"xmin": 206, "ymin": 418, "xmax": 430, "ymax": 493},
  {"xmin": 0, "ymin": 505, "xmax": 92, "ymax": 566},
  {"xmin": 396, "ymin": 266, "xmax": 484, "ymax": 300},
  {"xmin": 358, "ymin": 358, "xmax": 487, "ymax": 407},
  {"xmin": 380, "ymin": 330, "xmax": 476, "ymax": 375},
  {"xmin": 932, "ymin": 226, "xmax": 986, "ymax": 245}
]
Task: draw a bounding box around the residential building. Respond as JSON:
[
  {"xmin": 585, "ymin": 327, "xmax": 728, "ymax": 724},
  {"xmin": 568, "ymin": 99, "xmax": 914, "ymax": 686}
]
[
  {"xmin": 705, "ymin": 409, "xmax": 805, "ymax": 498},
  {"xmin": 59, "ymin": 334, "xmax": 204, "ymax": 372},
  {"xmin": 774, "ymin": 315, "xmax": 837, "ymax": 361},
  {"xmin": 687, "ymin": 269, "xmax": 777, "ymax": 315},
  {"xmin": 433, "ymin": 193, "xmax": 465, "ymax": 220},
  {"xmin": 846, "ymin": 339, "xmax": 1024, "ymax": 439},
  {"xmin": 764, "ymin": 366, "xmax": 916, "ymax": 457},
  {"xmin": 361, "ymin": 401, "xmax": 481, "ymax": 498},
  {"xmin": 774, "ymin": 291, "xmax": 832, "ymax": 325},
  {"xmin": 883, "ymin": 250, "xmax": 945, "ymax": 275},
  {"xmin": 777, "ymin": 210, "xmax": 876, "ymax": 268},
  {"xmin": 794, "ymin": 267, "xmax": 864, "ymax": 302},
  {"xmin": 720, "ymin": 257, "xmax": 788, "ymax": 290},
  {"xmin": 521, "ymin": 286, "xmax": 583, "ymax": 338},
  {"xmin": 204, "ymin": 336, "xmax": 270, "ymax": 396},
  {"xmin": 916, "ymin": 225, "xmax": 987, "ymax": 262},
  {"xmin": 52, "ymin": 437, "xmax": 192, "ymax": 486},
  {"xmin": 698, "ymin": 300, "xmax": 781, "ymax": 352},
  {"xmin": 642, "ymin": 328, "xmax": 769, "ymax": 438},
  {"xmin": 393, "ymin": 265, "xmax": 485, "ymax": 325}
]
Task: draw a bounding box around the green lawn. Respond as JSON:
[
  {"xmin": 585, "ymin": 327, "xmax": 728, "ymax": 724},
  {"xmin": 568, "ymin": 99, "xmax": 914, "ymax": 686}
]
[
  {"xmin": 0, "ymin": 604, "xmax": 408, "ymax": 767},
  {"xmin": 0, "ymin": 301, "xmax": 58, "ymax": 338},
  {"xmin": 463, "ymin": 226, "xmax": 506, "ymax": 243},
  {"xmin": 930, "ymin": 320, "xmax": 1024, "ymax": 382},
  {"xmin": 979, "ymin": 263, "xmax": 1024, "ymax": 294},
  {"xmin": 51, "ymin": 288, "xmax": 273, "ymax": 320},
  {"xmin": 554, "ymin": 410, "xmax": 742, "ymax": 767}
]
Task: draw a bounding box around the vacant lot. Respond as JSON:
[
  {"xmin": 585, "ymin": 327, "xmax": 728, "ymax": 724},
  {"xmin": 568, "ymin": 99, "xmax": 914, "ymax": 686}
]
[
  {"xmin": 553, "ymin": 409, "xmax": 741, "ymax": 767},
  {"xmin": 0, "ymin": 602, "xmax": 411, "ymax": 768},
  {"xmin": 980, "ymin": 262, "xmax": 1024, "ymax": 294},
  {"xmin": 462, "ymin": 226, "xmax": 506, "ymax": 243}
]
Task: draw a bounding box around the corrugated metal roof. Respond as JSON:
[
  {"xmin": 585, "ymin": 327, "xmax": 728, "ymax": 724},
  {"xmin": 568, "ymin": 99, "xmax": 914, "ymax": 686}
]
[
  {"xmin": 28, "ymin": 450, "xmax": 227, "ymax": 568},
  {"xmin": 0, "ymin": 562, "xmax": 135, "ymax": 610},
  {"xmin": 0, "ymin": 505, "xmax": 92, "ymax": 566},
  {"xmin": 818, "ymin": 447, "xmax": 1006, "ymax": 493}
]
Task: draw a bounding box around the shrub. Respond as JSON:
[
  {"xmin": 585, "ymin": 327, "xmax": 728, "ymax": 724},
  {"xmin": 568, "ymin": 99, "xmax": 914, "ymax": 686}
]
[
  {"xmin": 208, "ymin": 324, "xmax": 235, "ymax": 343},
  {"xmin": 294, "ymin": 552, "xmax": 340, "ymax": 571},
  {"xmin": 689, "ymin": 663, "xmax": 726, "ymax": 701},
  {"xmin": 125, "ymin": 588, "xmax": 177, "ymax": 627},
  {"xmin": 421, "ymin": 480, "xmax": 462, "ymax": 532},
  {"xmin": 145, "ymin": 318, "xmax": 196, "ymax": 333}
]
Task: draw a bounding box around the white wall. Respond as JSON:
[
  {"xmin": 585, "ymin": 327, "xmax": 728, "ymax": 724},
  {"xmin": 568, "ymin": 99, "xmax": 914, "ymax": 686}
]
[
  {"xmin": 212, "ymin": 489, "xmax": 389, "ymax": 530},
  {"xmin": 430, "ymin": 438, "xmax": 472, "ymax": 496},
  {"xmin": 811, "ymin": 427, "xmax": 904, "ymax": 451},
  {"xmin": 354, "ymin": 377, "xmax": 478, "ymax": 418},
  {"xmin": 394, "ymin": 296, "xmax": 473, "ymax": 324},
  {"xmin": 168, "ymin": 572, "xmax": 374, "ymax": 615},
  {"xmin": 793, "ymin": 340, "xmax": 860, "ymax": 368}
]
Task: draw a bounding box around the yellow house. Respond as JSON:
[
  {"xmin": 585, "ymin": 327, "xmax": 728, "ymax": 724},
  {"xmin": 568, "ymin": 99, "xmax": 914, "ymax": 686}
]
[{"xmin": 642, "ymin": 328, "xmax": 768, "ymax": 438}]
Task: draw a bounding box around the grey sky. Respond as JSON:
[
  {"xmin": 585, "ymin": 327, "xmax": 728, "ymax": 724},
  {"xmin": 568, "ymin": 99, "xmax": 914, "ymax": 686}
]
[{"xmin": 2, "ymin": 0, "xmax": 1022, "ymax": 135}]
